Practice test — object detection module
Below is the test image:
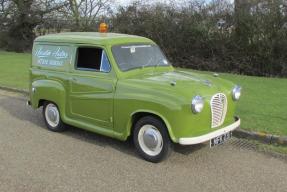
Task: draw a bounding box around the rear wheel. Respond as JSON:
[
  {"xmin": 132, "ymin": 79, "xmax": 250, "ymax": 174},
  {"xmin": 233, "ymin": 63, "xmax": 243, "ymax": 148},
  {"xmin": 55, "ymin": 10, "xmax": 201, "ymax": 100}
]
[
  {"xmin": 43, "ymin": 102, "xmax": 66, "ymax": 132},
  {"xmin": 133, "ymin": 116, "xmax": 172, "ymax": 163}
]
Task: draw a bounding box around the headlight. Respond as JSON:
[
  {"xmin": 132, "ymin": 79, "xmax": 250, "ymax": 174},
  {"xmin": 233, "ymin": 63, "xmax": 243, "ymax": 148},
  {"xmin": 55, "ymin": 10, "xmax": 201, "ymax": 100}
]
[
  {"xmin": 232, "ymin": 85, "xmax": 241, "ymax": 101},
  {"xmin": 191, "ymin": 95, "xmax": 204, "ymax": 114}
]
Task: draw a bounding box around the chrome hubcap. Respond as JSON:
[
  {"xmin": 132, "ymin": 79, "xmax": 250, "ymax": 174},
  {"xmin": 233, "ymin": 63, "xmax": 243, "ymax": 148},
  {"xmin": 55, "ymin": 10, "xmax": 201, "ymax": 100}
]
[
  {"xmin": 45, "ymin": 103, "xmax": 60, "ymax": 128},
  {"xmin": 138, "ymin": 125, "xmax": 163, "ymax": 156}
]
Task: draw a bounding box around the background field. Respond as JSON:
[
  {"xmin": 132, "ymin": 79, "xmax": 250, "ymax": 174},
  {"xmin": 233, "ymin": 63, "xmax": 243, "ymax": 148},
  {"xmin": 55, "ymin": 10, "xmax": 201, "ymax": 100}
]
[
  {"xmin": 0, "ymin": 51, "xmax": 286, "ymax": 136},
  {"xmin": 0, "ymin": 51, "xmax": 30, "ymax": 89}
]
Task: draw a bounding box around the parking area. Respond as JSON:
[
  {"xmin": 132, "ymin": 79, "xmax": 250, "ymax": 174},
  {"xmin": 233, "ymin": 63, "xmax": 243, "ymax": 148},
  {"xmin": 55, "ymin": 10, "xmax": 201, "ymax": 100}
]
[{"xmin": 0, "ymin": 90, "xmax": 286, "ymax": 192}]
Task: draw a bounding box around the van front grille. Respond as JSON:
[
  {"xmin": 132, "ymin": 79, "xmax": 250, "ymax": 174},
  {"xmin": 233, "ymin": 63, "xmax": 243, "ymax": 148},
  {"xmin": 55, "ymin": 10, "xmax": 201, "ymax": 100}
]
[{"xmin": 211, "ymin": 93, "xmax": 227, "ymax": 128}]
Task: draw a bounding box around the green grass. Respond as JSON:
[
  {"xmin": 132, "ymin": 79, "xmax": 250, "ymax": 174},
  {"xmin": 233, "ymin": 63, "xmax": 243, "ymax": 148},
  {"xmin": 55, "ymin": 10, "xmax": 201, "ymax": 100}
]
[
  {"xmin": 257, "ymin": 142, "xmax": 287, "ymax": 155},
  {"xmin": 0, "ymin": 51, "xmax": 286, "ymax": 136},
  {"xmin": 221, "ymin": 73, "xmax": 287, "ymax": 136},
  {"xmin": 0, "ymin": 51, "xmax": 30, "ymax": 89},
  {"xmin": 245, "ymin": 138, "xmax": 287, "ymax": 155}
]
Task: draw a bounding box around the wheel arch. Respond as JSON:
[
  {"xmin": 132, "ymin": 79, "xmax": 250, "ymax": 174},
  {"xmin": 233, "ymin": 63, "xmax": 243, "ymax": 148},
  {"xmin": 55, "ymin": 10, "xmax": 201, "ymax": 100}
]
[
  {"xmin": 128, "ymin": 110, "xmax": 176, "ymax": 142},
  {"xmin": 31, "ymin": 80, "xmax": 67, "ymax": 120}
]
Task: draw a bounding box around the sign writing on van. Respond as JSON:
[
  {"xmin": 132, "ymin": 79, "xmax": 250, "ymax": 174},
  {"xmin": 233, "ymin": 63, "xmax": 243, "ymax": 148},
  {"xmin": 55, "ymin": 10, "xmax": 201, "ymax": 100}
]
[{"xmin": 34, "ymin": 46, "xmax": 71, "ymax": 67}]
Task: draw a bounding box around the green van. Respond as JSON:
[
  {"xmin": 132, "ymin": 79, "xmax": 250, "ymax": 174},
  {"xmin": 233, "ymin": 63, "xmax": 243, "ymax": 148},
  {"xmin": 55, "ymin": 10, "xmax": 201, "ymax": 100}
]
[{"xmin": 28, "ymin": 31, "xmax": 241, "ymax": 162}]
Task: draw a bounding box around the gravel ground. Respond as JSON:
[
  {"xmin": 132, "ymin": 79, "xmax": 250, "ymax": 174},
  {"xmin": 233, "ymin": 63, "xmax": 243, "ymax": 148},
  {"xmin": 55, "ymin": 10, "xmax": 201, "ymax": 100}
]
[{"xmin": 0, "ymin": 90, "xmax": 286, "ymax": 192}]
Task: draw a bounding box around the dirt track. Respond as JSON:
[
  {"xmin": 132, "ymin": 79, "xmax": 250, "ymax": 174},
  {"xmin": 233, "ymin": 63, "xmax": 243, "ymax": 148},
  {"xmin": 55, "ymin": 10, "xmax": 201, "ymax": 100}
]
[{"xmin": 0, "ymin": 90, "xmax": 286, "ymax": 192}]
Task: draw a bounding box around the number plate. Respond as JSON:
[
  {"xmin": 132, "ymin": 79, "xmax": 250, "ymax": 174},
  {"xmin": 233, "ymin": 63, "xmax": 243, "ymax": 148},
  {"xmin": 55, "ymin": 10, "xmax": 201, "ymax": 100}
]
[{"xmin": 210, "ymin": 132, "xmax": 232, "ymax": 147}]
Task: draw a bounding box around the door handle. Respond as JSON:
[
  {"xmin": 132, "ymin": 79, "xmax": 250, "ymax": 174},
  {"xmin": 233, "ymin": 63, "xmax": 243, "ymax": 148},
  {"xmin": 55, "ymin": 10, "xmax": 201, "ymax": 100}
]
[{"xmin": 70, "ymin": 77, "xmax": 77, "ymax": 82}]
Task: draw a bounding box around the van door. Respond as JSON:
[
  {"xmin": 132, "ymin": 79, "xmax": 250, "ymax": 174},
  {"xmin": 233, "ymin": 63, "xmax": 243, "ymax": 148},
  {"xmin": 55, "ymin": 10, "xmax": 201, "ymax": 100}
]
[{"xmin": 68, "ymin": 46, "xmax": 115, "ymax": 130}]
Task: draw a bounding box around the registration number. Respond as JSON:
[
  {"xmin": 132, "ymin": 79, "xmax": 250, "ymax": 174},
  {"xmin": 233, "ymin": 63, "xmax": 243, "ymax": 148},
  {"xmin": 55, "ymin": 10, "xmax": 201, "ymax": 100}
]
[{"xmin": 210, "ymin": 132, "xmax": 232, "ymax": 147}]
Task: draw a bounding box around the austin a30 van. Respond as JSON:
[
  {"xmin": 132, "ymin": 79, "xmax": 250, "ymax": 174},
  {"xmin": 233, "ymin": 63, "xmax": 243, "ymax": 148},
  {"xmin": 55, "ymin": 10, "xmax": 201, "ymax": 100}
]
[{"xmin": 28, "ymin": 26, "xmax": 241, "ymax": 162}]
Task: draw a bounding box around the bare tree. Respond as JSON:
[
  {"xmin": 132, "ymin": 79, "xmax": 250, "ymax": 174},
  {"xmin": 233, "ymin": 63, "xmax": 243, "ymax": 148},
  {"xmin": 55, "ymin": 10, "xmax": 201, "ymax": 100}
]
[
  {"xmin": 0, "ymin": 0, "xmax": 14, "ymax": 29},
  {"xmin": 0, "ymin": 0, "xmax": 9, "ymax": 14},
  {"xmin": 67, "ymin": 0, "xmax": 113, "ymax": 30},
  {"xmin": 4, "ymin": 0, "xmax": 68, "ymax": 51}
]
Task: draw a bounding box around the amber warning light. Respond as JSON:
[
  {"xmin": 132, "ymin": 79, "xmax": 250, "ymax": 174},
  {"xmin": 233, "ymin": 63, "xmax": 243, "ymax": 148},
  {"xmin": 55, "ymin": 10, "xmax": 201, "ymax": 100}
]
[{"xmin": 99, "ymin": 23, "xmax": 108, "ymax": 33}]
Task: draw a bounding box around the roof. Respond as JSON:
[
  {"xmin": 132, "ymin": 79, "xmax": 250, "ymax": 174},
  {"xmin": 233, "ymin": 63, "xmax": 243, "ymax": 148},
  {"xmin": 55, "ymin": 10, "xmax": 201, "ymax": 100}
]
[{"xmin": 34, "ymin": 32, "xmax": 154, "ymax": 45}]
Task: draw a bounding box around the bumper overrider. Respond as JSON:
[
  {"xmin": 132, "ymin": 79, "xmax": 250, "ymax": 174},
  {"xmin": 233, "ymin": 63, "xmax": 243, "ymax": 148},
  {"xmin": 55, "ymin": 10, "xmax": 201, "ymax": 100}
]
[{"xmin": 179, "ymin": 116, "xmax": 240, "ymax": 145}]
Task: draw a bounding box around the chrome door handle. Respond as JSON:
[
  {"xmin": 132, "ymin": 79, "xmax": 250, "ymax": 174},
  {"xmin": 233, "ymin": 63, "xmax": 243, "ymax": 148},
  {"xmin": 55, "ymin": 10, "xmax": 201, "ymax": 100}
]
[{"xmin": 70, "ymin": 77, "xmax": 77, "ymax": 82}]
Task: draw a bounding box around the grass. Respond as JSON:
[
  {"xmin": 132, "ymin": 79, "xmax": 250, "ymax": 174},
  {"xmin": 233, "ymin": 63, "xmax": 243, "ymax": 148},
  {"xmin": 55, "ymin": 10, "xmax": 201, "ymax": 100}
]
[
  {"xmin": 0, "ymin": 51, "xmax": 30, "ymax": 89},
  {"xmin": 245, "ymin": 138, "xmax": 287, "ymax": 155},
  {"xmin": 257, "ymin": 142, "xmax": 287, "ymax": 155},
  {"xmin": 221, "ymin": 73, "xmax": 287, "ymax": 136},
  {"xmin": 0, "ymin": 51, "xmax": 286, "ymax": 136}
]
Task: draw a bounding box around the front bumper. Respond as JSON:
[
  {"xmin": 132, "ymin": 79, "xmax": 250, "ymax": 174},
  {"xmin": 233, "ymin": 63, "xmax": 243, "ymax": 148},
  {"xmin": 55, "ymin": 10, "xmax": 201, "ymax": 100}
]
[{"xmin": 178, "ymin": 117, "xmax": 240, "ymax": 145}]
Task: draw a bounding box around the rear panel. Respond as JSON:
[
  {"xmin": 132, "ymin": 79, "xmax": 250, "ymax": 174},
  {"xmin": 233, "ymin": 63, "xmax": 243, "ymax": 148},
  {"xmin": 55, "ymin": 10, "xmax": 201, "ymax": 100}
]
[
  {"xmin": 32, "ymin": 43, "xmax": 73, "ymax": 71},
  {"xmin": 30, "ymin": 43, "xmax": 75, "ymax": 116}
]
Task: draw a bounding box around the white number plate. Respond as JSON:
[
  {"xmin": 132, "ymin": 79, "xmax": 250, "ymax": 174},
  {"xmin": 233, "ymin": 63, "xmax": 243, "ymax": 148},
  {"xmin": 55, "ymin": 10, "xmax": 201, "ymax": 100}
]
[{"xmin": 210, "ymin": 132, "xmax": 232, "ymax": 147}]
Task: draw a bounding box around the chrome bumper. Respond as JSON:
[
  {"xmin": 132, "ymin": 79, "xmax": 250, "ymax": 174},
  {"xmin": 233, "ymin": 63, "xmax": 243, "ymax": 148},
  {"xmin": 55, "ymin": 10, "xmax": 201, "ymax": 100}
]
[{"xmin": 178, "ymin": 117, "xmax": 240, "ymax": 145}]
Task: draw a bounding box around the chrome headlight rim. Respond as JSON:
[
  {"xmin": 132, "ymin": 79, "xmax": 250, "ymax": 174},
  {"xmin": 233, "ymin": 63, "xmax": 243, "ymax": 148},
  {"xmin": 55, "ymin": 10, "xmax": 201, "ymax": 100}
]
[
  {"xmin": 191, "ymin": 95, "xmax": 204, "ymax": 114},
  {"xmin": 232, "ymin": 85, "xmax": 241, "ymax": 101}
]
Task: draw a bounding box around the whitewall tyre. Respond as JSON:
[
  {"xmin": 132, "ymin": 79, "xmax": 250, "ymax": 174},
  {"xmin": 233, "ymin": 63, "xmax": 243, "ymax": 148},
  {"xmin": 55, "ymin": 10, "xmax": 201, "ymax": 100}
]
[
  {"xmin": 43, "ymin": 102, "xmax": 66, "ymax": 132},
  {"xmin": 133, "ymin": 116, "xmax": 172, "ymax": 163}
]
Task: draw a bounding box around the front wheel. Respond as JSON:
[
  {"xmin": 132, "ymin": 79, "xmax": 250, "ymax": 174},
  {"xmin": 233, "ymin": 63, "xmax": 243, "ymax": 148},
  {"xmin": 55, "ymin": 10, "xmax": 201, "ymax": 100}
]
[
  {"xmin": 133, "ymin": 116, "xmax": 172, "ymax": 163},
  {"xmin": 43, "ymin": 102, "xmax": 66, "ymax": 132}
]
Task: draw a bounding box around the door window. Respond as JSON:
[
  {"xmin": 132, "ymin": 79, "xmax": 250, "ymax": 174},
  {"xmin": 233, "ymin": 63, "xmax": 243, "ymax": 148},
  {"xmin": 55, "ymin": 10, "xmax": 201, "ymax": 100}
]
[
  {"xmin": 100, "ymin": 51, "xmax": 111, "ymax": 72},
  {"xmin": 76, "ymin": 47, "xmax": 111, "ymax": 72}
]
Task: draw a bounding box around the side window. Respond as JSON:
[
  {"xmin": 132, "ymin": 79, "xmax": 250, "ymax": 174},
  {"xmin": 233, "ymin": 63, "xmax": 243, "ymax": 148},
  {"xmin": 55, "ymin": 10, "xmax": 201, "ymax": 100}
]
[
  {"xmin": 100, "ymin": 51, "xmax": 111, "ymax": 72},
  {"xmin": 76, "ymin": 47, "xmax": 111, "ymax": 72}
]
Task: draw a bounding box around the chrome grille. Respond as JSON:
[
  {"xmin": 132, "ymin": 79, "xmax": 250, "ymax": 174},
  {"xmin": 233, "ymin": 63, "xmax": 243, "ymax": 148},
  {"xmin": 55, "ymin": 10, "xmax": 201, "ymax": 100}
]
[{"xmin": 211, "ymin": 93, "xmax": 227, "ymax": 128}]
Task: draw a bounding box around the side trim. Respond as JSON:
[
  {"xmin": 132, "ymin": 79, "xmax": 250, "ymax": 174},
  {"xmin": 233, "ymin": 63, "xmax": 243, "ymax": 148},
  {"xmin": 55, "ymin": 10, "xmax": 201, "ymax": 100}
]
[{"xmin": 179, "ymin": 117, "xmax": 240, "ymax": 145}]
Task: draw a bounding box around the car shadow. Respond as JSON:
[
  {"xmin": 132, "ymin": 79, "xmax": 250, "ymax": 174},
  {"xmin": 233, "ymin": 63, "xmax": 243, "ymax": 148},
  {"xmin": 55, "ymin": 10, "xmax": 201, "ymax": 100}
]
[
  {"xmin": 0, "ymin": 95, "xmax": 138, "ymax": 158},
  {"xmin": 0, "ymin": 95, "xmax": 204, "ymax": 159},
  {"xmin": 173, "ymin": 143, "xmax": 207, "ymax": 155},
  {"xmin": 0, "ymin": 95, "xmax": 46, "ymax": 127},
  {"xmin": 64, "ymin": 125, "xmax": 136, "ymax": 157}
]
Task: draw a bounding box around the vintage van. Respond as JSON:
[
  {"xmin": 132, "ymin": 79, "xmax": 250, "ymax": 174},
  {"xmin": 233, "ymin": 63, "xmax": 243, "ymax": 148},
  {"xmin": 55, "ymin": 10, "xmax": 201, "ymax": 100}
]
[{"xmin": 28, "ymin": 27, "xmax": 241, "ymax": 162}]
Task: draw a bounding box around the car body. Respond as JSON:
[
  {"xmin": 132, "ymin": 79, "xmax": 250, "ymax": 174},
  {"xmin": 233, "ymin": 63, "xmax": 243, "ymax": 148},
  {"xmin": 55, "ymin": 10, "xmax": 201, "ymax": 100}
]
[{"xmin": 29, "ymin": 31, "xmax": 241, "ymax": 162}]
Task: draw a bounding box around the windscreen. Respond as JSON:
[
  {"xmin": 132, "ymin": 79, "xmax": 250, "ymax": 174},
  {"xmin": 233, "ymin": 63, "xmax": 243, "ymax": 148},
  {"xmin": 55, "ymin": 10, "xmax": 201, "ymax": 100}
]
[{"xmin": 112, "ymin": 44, "xmax": 170, "ymax": 71}]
